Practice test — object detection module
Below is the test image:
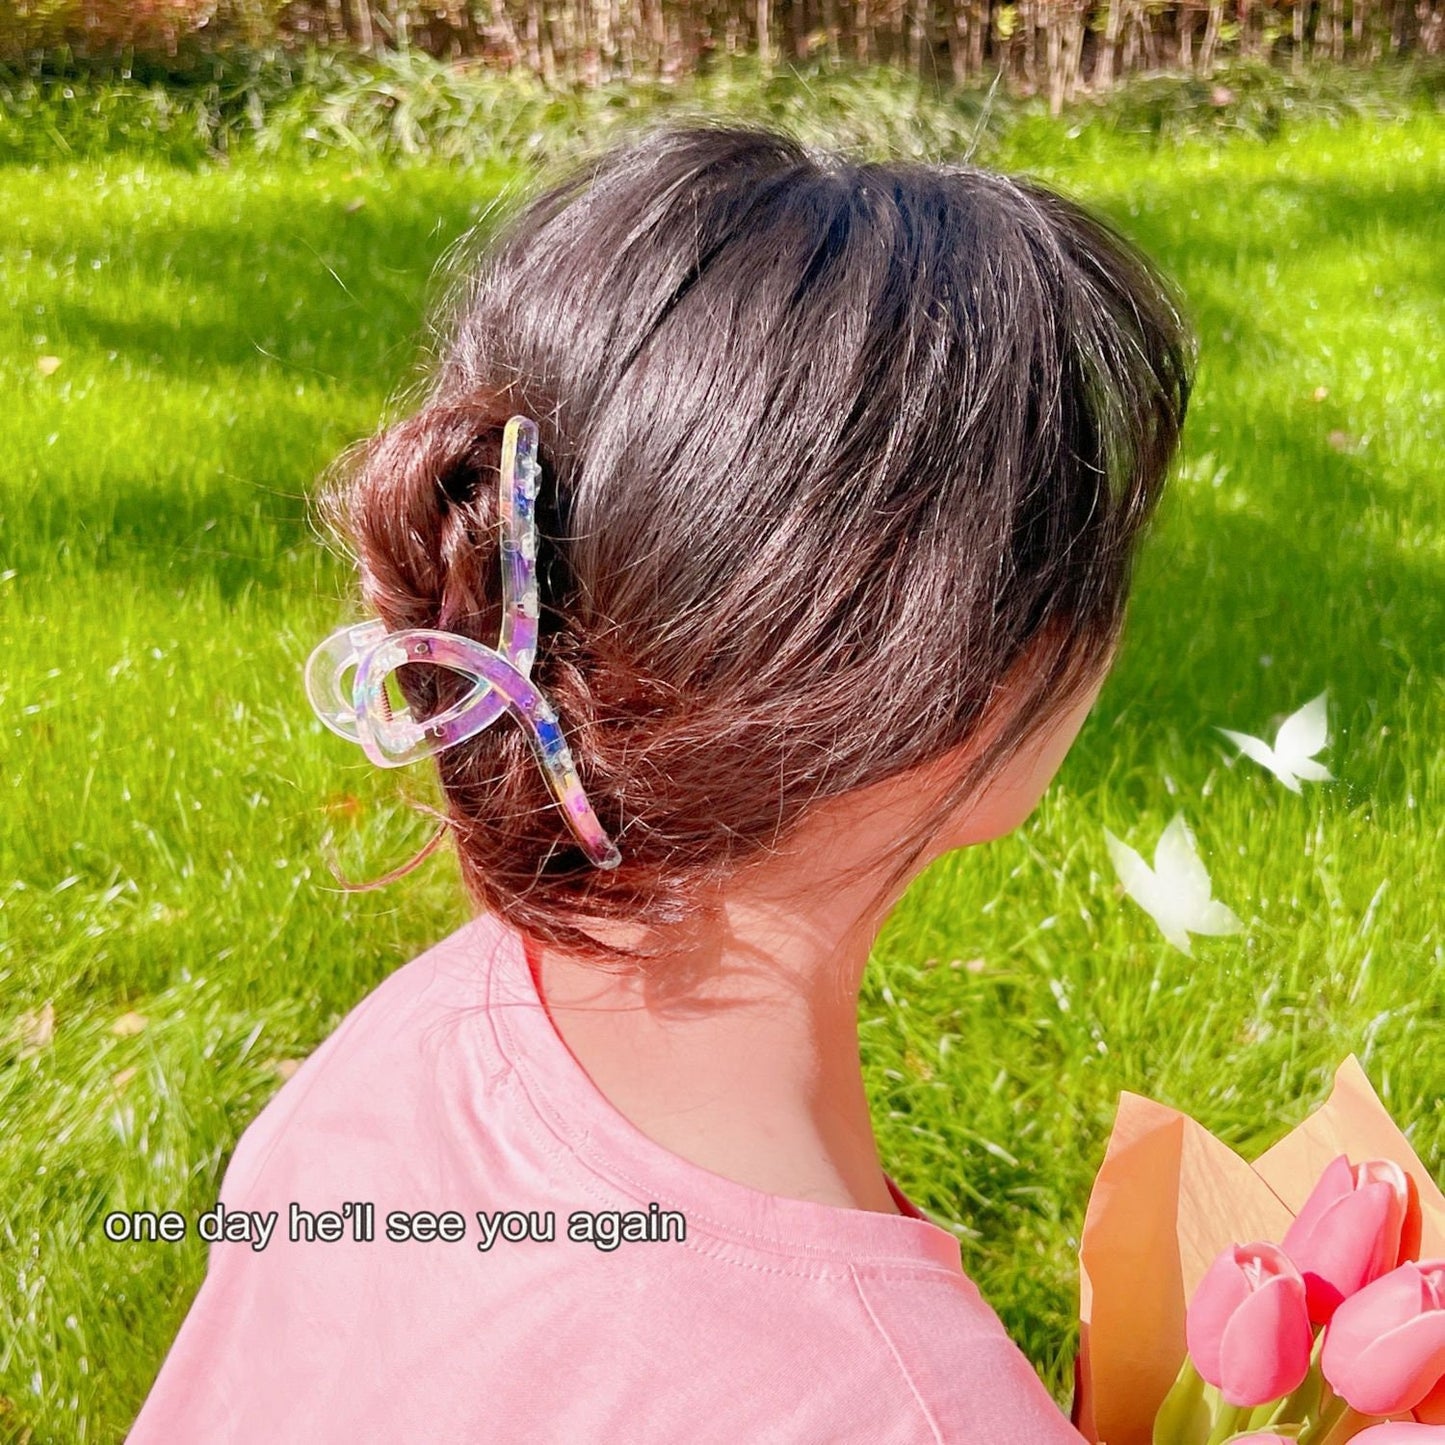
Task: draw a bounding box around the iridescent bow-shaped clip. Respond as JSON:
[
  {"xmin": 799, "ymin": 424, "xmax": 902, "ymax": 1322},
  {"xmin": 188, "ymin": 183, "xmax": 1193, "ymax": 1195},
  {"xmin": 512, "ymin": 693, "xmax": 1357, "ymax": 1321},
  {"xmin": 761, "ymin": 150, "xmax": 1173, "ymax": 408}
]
[{"xmin": 304, "ymin": 415, "xmax": 621, "ymax": 871}]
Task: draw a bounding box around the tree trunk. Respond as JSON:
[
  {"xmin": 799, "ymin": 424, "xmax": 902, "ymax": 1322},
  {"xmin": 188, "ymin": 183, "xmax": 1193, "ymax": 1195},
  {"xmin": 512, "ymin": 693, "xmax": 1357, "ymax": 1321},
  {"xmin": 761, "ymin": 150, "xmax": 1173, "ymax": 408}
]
[
  {"xmin": 1095, "ymin": 0, "xmax": 1122, "ymax": 86},
  {"xmin": 348, "ymin": 0, "xmax": 376, "ymax": 51},
  {"xmin": 1352, "ymin": 0, "xmax": 1370, "ymax": 55},
  {"xmin": 1020, "ymin": 0, "xmax": 1039, "ymax": 85},
  {"xmin": 950, "ymin": 0, "xmax": 972, "ymax": 79},
  {"xmin": 820, "ymin": 0, "xmax": 841, "ymax": 62},
  {"xmin": 970, "ymin": 0, "xmax": 985, "ymax": 70},
  {"xmin": 556, "ymin": 0, "xmax": 577, "ymax": 83},
  {"xmin": 1046, "ymin": 2, "xmax": 1063, "ymax": 110},
  {"xmin": 1200, "ymin": 0, "xmax": 1222, "ymax": 67},
  {"xmin": 539, "ymin": 0, "xmax": 556, "ymax": 81},
  {"xmin": 593, "ymin": 0, "xmax": 612, "ymax": 80},
  {"xmin": 1121, "ymin": 0, "xmax": 1139, "ymax": 69},
  {"xmin": 909, "ymin": 0, "xmax": 929, "ymax": 71},
  {"xmin": 1140, "ymin": 0, "xmax": 1160, "ymax": 62},
  {"xmin": 1063, "ymin": 0, "xmax": 1085, "ymax": 99}
]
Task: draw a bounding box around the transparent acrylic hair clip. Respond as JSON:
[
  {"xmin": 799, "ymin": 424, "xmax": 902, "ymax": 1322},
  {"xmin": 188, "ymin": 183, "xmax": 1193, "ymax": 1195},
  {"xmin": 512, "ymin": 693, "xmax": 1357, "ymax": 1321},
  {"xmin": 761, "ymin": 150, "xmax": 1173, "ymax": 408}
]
[{"xmin": 304, "ymin": 415, "xmax": 621, "ymax": 871}]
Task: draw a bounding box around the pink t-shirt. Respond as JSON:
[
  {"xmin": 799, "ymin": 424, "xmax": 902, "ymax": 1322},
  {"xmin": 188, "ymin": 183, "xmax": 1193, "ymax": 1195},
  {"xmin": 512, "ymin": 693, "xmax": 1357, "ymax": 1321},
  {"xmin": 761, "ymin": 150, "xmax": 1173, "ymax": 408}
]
[{"xmin": 127, "ymin": 910, "xmax": 1084, "ymax": 1443}]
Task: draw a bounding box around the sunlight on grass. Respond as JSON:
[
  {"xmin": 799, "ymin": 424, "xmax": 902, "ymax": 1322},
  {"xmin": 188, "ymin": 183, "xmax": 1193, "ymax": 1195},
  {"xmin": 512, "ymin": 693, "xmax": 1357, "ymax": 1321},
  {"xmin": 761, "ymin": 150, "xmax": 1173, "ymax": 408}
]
[{"xmin": 1, "ymin": 110, "xmax": 1441, "ymax": 1434}]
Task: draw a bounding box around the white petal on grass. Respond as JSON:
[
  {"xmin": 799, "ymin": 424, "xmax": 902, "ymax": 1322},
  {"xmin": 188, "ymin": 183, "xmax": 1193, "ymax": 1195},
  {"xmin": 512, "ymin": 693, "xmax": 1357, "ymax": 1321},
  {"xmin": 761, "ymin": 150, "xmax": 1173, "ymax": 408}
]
[
  {"xmin": 1103, "ymin": 813, "xmax": 1243, "ymax": 958},
  {"xmin": 1216, "ymin": 690, "xmax": 1335, "ymax": 794}
]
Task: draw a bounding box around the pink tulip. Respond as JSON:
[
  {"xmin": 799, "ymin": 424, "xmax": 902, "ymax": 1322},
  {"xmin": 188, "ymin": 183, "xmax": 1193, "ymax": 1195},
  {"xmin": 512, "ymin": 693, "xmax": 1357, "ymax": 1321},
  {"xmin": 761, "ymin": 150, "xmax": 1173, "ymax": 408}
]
[
  {"xmin": 1351, "ymin": 1428, "xmax": 1445, "ymax": 1443},
  {"xmin": 1282, "ymin": 1153, "xmax": 1420, "ymax": 1323},
  {"xmin": 1186, "ymin": 1241, "xmax": 1314, "ymax": 1407},
  {"xmin": 1322, "ymin": 1259, "xmax": 1445, "ymax": 1415},
  {"xmin": 1416, "ymin": 1372, "xmax": 1445, "ymax": 1423}
]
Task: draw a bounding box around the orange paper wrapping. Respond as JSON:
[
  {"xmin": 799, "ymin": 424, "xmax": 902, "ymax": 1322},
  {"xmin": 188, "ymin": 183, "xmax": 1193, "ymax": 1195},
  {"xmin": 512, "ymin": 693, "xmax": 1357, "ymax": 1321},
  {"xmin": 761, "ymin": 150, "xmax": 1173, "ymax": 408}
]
[{"xmin": 1072, "ymin": 1055, "xmax": 1445, "ymax": 1445}]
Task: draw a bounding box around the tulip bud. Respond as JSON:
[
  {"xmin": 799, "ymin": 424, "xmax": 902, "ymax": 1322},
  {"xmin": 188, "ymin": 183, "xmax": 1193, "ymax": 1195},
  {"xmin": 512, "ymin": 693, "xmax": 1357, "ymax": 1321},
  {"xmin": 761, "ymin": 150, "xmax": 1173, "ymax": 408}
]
[
  {"xmin": 1282, "ymin": 1154, "xmax": 1420, "ymax": 1324},
  {"xmin": 1416, "ymin": 1372, "xmax": 1445, "ymax": 1424},
  {"xmin": 1185, "ymin": 1241, "xmax": 1314, "ymax": 1407},
  {"xmin": 1321, "ymin": 1259, "xmax": 1445, "ymax": 1415}
]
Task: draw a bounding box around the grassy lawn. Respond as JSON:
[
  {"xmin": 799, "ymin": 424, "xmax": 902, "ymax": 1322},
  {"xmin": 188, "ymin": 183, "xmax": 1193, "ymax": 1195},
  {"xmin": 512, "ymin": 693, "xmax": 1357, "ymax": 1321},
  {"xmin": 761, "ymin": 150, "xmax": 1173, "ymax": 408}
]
[{"xmin": 1, "ymin": 103, "xmax": 1440, "ymax": 1439}]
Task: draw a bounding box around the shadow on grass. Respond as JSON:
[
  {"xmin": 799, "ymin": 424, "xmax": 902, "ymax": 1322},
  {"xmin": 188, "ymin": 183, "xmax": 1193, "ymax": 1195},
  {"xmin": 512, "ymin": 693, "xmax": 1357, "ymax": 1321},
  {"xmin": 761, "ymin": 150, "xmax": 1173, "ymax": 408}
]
[
  {"xmin": 1123, "ymin": 170, "xmax": 1444, "ymax": 287},
  {"xmin": 15, "ymin": 186, "xmax": 505, "ymax": 595},
  {"xmin": 40, "ymin": 186, "xmax": 497, "ymax": 381},
  {"xmin": 34, "ymin": 456, "xmax": 339, "ymax": 602},
  {"xmin": 1076, "ymin": 167, "xmax": 1441, "ymax": 813}
]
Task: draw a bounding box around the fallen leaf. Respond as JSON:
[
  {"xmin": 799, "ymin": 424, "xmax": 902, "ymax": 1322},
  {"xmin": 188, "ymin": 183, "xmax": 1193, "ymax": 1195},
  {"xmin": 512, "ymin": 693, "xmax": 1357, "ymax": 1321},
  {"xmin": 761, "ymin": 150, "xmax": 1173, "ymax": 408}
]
[
  {"xmin": 343, "ymin": 197, "xmax": 366, "ymax": 214},
  {"xmin": 946, "ymin": 957, "xmax": 988, "ymax": 973},
  {"xmin": 16, "ymin": 1000, "xmax": 56, "ymax": 1056},
  {"xmin": 1327, "ymin": 429, "xmax": 1358, "ymax": 452},
  {"xmin": 265, "ymin": 1057, "xmax": 303, "ymax": 1081},
  {"xmin": 36, "ymin": 355, "xmax": 62, "ymax": 376},
  {"xmin": 112, "ymin": 1065, "xmax": 139, "ymax": 1092},
  {"xmin": 112, "ymin": 1011, "xmax": 148, "ymax": 1037},
  {"xmin": 1311, "ymin": 386, "xmax": 1330, "ymax": 402}
]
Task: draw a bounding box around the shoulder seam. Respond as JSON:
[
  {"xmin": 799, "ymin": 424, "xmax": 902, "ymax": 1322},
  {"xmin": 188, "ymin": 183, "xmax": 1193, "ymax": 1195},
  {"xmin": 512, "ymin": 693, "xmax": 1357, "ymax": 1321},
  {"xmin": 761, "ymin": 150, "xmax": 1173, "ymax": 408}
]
[{"xmin": 847, "ymin": 1264, "xmax": 946, "ymax": 1445}]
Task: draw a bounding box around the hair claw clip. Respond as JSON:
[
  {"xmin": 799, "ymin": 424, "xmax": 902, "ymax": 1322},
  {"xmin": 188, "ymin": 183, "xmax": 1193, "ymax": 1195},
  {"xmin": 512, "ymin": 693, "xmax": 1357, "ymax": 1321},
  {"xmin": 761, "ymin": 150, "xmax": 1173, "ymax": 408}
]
[{"xmin": 303, "ymin": 416, "xmax": 621, "ymax": 871}]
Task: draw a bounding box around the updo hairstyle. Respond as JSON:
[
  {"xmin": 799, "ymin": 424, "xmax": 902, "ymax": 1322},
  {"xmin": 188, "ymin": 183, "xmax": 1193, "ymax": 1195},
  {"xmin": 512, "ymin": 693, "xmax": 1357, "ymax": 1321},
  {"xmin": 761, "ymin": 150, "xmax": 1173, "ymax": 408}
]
[{"xmin": 313, "ymin": 119, "xmax": 1196, "ymax": 969}]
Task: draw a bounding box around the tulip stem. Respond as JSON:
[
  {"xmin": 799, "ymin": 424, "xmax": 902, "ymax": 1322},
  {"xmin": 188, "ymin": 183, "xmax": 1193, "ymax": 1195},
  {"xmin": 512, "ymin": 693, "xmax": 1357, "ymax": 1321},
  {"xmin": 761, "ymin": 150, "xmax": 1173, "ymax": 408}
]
[
  {"xmin": 1297, "ymin": 1390, "xmax": 1350, "ymax": 1445},
  {"xmin": 1205, "ymin": 1405, "xmax": 1251, "ymax": 1445},
  {"xmin": 1152, "ymin": 1356, "xmax": 1211, "ymax": 1445}
]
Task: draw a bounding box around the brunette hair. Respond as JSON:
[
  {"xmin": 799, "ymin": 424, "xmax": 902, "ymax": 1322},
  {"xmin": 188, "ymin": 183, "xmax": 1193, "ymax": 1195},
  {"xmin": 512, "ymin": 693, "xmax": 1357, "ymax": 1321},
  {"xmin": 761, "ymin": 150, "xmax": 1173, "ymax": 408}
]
[{"xmin": 313, "ymin": 118, "xmax": 1195, "ymax": 968}]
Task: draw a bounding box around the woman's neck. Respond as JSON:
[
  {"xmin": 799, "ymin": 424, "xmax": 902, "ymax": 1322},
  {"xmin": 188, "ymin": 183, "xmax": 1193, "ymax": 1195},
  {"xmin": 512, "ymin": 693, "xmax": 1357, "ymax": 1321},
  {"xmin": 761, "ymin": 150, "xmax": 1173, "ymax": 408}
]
[
  {"xmin": 533, "ymin": 924, "xmax": 901, "ymax": 1215},
  {"xmin": 530, "ymin": 798, "xmax": 932, "ymax": 1217}
]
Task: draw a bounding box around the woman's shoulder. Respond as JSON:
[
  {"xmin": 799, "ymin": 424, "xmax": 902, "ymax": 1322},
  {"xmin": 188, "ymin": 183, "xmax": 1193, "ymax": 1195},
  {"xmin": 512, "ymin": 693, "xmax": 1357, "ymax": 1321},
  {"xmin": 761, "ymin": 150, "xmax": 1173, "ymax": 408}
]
[
  {"xmin": 844, "ymin": 1263, "xmax": 1084, "ymax": 1442},
  {"xmin": 220, "ymin": 913, "xmax": 501, "ymax": 1203},
  {"xmin": 191, "ymin": 913, "xmax": 1084, "ymax": 1443}
]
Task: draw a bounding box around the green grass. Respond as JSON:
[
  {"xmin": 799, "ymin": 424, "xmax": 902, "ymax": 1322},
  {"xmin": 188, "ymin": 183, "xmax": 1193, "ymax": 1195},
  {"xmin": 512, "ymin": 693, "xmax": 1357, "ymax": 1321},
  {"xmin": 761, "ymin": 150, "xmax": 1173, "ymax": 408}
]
[{"xmin": 1, "ymin": 104, "xmax": 1442, "ymax": 1439}]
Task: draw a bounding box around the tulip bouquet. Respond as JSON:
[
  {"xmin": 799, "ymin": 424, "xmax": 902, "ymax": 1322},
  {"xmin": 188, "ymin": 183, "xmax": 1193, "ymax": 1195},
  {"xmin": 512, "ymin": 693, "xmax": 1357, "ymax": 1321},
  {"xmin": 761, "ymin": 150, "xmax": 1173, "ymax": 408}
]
[{"xmin": 1072, "ymin": 1057, "xmax": 1445, "ymax": 1445}]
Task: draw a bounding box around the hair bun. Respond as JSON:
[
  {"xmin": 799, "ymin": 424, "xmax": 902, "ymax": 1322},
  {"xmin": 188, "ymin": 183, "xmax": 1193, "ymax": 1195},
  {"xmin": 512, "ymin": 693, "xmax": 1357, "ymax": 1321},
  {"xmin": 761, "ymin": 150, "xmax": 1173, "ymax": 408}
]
[{"xmin": 326, "ymin": 400, "xmax": 520, "ymax": 638}]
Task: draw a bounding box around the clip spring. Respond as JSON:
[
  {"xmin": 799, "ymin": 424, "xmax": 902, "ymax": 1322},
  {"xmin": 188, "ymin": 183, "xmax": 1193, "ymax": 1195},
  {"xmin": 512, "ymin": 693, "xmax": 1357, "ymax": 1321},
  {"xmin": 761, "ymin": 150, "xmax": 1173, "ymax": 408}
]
[{"xmin": 304, "ymin": 416, "xmax": 622, "ymax": 871}]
